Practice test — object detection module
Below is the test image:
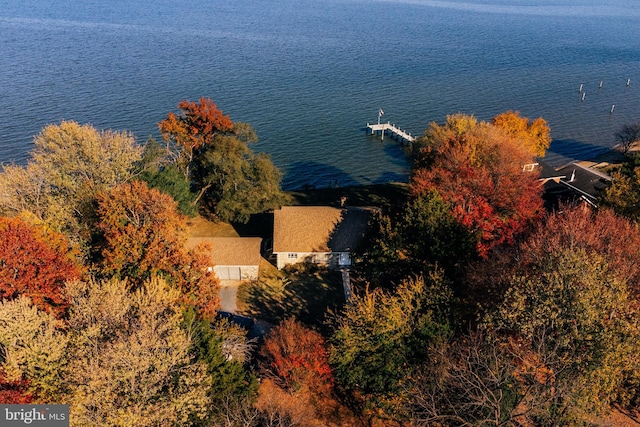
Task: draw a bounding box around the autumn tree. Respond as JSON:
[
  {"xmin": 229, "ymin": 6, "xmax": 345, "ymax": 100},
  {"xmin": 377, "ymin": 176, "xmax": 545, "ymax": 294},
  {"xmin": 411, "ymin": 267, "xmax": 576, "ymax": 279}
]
[
  {"xmin": 493, "ymin": 205, "xmax": 640, "ymax": 297},
  {"xmin": 491, "ymin": 110, "xmax": 551, "ymax": 157},
  {"xmin": 469, "ymin": 206, "xmax": 640, "ymax": 420},
  {"xmin": 64, "ymin": 277, "xmax": 212, "ymax": 426},
  {"xmin": 252, "ymin": 318, "xmax": 355, "ymax": 426},
  {"xmin": 330, "ymin": 274, "xmax": 453, "ymax": 421},
  {"xmin": 158, "ymin": 97, "xmax": 234, "ymax": 176},
  {"xmin": 0, "ymin": 296, "xmax": 69, "ymax": 402},
  {"xmin": 94, "ymin": 180, "xmax": 219, "ymax": 317},
  {"xmin": 0, "ymin": 121, "xmax": 142, "ymax": 246},
  {"xmin": 260, "ymin": 318, "xmax": 333, "ymax": 395},
  {"xmin": 159, "ymin": 98, "xmax": 288, "ymax": 223},
  {"xmin": 0, "ymin": 370, "xmax": 33, "ymax": 404},
  {"xmin": 600, "ymin": 155, "xmax": 640, "ymax": 221},
  {"xmin": 411, "ymin": 114, "xmax": 544, "ymax": 257},
  {"xmin": 488, "ymin": 248, "xmax": 640, "ymax": 422},
  {"xmin": 410, "ymin": 331, "xmax": 536, "ymax": 426},
  {"xmin": 0, "ymin": 217, "xmax": 81, "ymax": 318}
]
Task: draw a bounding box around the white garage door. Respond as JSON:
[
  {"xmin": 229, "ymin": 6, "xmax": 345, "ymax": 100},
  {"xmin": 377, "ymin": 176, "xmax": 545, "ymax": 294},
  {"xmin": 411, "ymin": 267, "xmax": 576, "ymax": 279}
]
[{"xmin": 215, "ymin": 266, "xmax": 241, "ymax": 280}]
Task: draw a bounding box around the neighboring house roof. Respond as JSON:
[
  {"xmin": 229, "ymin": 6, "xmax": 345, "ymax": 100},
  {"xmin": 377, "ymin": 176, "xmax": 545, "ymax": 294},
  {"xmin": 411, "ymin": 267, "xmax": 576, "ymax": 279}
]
[
  {"xmin": 186, "ymin": 237, "xmax": 262, "ymax": 266},
  {"xmin": 272, "ymin": 206, "xmax": 372, "ymax": 253},
  {"xmin": 539, "ymin": 161, "xmax": 611, "ymax": 207}
]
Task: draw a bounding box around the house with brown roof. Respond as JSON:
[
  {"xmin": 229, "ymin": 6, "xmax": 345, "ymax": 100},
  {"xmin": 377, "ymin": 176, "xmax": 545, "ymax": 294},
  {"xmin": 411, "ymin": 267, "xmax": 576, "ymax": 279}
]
[
  {"xmin": 187, "ymin": 237, "xmax": 262, "ymax": 280},
  {"xmin": 272, "ymin": 206, "xmax": 371, "ymax": 270}
]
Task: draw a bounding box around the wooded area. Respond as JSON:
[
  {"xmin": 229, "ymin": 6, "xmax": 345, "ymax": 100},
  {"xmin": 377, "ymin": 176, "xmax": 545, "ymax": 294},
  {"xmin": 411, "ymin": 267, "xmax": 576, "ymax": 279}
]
[{"xmin": 1, "ymin": 103, "xmax": 639, "ymax": 426}]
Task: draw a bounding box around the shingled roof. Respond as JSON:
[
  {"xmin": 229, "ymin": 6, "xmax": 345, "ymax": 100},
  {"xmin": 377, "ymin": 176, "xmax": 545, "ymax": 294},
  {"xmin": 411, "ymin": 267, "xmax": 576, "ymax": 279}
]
[
  {"xmin": 186, "ymin": 237, "xmax": 262, "ymax": 266},
  {"xmin": 273, "ymin": 206, "xmax": 371, "ymax": 253},
  {"xmin": 539, "ymin": 161, "xmax": 611, "ymax": 208}
]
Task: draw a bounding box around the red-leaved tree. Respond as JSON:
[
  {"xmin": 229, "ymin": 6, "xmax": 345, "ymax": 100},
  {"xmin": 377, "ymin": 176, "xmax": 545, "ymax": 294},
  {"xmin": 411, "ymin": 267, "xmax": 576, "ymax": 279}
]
[
  {"xmin": 158, "ymin": 97, "xmax": 234, "ymax": 176},
  {"xmin": 411, "ymin": 114, "xmax": 544, "ymax": 257},
  {"xmin": 0, "ymin": 368, "xmax": 33, "ymax": 404},
  {"xmin": 0, "ymin": 216, "xmax": 81, "ymax": 318},
  {"xmin": 260, "ymin": 318, "xmax": 334, "ymax": 395}
]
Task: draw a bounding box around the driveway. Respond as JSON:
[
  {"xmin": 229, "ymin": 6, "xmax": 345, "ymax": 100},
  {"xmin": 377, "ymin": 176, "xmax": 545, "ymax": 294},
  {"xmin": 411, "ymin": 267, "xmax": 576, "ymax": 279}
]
[{"xmin": 218, "ymin": 280, "xmax": 241, "ymax": 313}]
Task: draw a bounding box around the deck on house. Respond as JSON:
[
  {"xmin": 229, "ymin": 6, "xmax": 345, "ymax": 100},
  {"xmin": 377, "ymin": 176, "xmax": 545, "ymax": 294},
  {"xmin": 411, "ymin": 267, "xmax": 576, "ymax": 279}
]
[{"xmin": 367, "ymin": 122, "xmax": 415, "ymax": 143}]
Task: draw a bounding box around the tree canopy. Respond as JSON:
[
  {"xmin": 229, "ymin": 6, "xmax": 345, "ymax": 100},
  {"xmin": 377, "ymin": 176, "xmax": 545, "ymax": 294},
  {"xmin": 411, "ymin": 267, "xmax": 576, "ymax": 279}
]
[
  {"xmin": 491, "ymin": 110, "xmax": 551, "ymax": 157},
  {"xmin": 158, "ymin": 97, "xmax": 288, "ymax": 223},
  {"xmin": 0, "ymin": 216, "xmax": 82, "ymax": 318},
  {"xmin": 0, "ymin": 121, "xmax": 142, "ymax": 246},
  {"xmin": 330, "ymin": 274, "xmax": 453, "ymax": 420},
  {"xmin": 411, "ymin": 113, "xmax": 545, "ymax": 257},
  {"xmin": 94, "ymin": 180, "xmax": 219, "ymax": 317},
  {"xmin": 469, "ymin": 206, "xmax": 640, "ymax": 421}
]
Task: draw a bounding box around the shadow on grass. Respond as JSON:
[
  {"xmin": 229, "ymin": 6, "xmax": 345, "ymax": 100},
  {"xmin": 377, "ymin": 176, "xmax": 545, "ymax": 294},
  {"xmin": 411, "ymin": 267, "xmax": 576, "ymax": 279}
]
[
  {"xmin": 288, "ymin": 182, "xmax": 410, "ymax": 214},
  {"xmin": 238, "ymin": 263, "xmax": 344, "ymax": 333}
]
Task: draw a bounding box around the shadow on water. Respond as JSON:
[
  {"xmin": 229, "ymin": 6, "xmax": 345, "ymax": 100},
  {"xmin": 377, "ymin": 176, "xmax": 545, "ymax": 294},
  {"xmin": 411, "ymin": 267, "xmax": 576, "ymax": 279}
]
[
  {"xmin": 544, "ymin": 138, "xmax": 614, "ymax": 168},
  {"xmin": 373, "ymin": 171, "xmax": 408, "ymax": 185},
  {"xmin": 383, "ymin": 140, "xmax": 411, "ymax": 166},
  {"xmin": 283, "ymin": 160, "xmax": 357, "ymax": 191}
]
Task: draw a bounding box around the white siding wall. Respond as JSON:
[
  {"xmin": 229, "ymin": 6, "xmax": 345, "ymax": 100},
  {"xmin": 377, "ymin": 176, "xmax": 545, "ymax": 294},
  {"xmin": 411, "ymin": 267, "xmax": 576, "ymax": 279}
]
[{"xmin": 275, "ymin": 252, "xmax": 350, "ymax": 269}]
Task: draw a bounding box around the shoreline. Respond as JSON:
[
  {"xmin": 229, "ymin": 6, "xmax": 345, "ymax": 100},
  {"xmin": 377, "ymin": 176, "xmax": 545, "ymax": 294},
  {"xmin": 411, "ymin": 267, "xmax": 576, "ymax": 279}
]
[{"xmin": 575, "ymin": 144, "xmax": 631, "ymax": 172}]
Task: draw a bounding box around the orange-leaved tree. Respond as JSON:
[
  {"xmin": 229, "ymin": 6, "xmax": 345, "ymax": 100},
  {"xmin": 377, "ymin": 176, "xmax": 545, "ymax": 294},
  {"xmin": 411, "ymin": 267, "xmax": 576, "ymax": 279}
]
[
  {"xmin": 95, "ymin": 181, "xmax": 219, "ymax": 317},
  {"xmin": 260, "ymin": 318, "xmax": 334, "ymax": 395},
  {"xmin": 158, "ymin": 97, "xmax": 234, "ymax": 177},
  {"xmin": 411, "ymin": 114, "xmax": 544, "ymax": 257},
  {"xmin": 491, "ymin": 110, "xmax": 551, "ymax": 157},
  {"xmin": 0, "ymin": 216, "xmax": 82, "ymax": 318}
]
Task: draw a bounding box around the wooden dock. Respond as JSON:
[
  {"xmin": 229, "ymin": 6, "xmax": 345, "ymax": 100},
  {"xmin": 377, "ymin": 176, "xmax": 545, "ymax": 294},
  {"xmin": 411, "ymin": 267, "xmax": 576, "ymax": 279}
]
[{"xmin": 366, "ymin": 122, "xmax": 415, "ymax": 143}]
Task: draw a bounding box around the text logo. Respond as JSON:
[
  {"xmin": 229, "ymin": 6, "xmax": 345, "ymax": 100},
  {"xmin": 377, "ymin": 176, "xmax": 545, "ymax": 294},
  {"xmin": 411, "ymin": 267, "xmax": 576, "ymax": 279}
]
[{"xmin": 1, "ymin": 405, "xmax": 69, "ymax": 426}]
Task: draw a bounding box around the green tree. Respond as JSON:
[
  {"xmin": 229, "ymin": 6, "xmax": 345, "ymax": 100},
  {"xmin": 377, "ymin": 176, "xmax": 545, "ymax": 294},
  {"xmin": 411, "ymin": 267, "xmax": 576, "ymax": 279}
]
[
  {"xmin": 139, "ymin": 137, "xmax": 199, "ymax": 217},
  {"xmin": 354, "ymin": 191, "xmax": 475, "ymax": 289},
  {"xmin": 191, "ymin": 132, "xmax": 289, "ymax": 223},
  {"xmin": 159, "ymin": 98, "xmax": 288, "ymax": 223},
  {"xmin": 182, "ymin": 308, "xmax": 258, "ymax": 425},
  {"xmin": 330, "ymin": 274, "xmax": 453, "ymax": 421}
]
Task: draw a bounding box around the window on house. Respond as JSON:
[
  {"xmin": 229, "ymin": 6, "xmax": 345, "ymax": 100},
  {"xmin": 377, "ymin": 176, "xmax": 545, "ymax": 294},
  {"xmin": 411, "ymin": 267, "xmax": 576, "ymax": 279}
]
[{"xmin": 287, "ymin": 253, "xmax": 297, "ymax": 259}]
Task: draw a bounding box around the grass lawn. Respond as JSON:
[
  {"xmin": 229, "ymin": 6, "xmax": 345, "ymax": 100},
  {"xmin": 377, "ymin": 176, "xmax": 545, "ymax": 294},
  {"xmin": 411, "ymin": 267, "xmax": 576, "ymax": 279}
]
[
  {"xmin": 186, "ymin": 216, "xmax": 239, "ymax": 237},
  {"xmin": 237, "ymin": 261, "xmax": 345, "ymax": 333},
  {"xmin": 288, "ymin": 182, "xmax": 410, "ymax": 213}
]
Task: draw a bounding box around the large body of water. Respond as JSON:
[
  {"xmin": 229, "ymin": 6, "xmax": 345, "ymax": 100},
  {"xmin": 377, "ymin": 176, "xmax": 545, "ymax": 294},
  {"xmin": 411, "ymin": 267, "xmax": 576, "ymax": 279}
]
[{"xmin": 1, "ymin": 0, "xmax": 640, "ymax": 189}]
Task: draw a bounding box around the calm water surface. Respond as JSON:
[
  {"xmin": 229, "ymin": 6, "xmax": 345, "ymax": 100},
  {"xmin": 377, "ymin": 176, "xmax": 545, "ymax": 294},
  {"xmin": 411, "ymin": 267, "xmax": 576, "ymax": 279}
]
[{"xmin": 1, "ymin": 0, "xmax": 640, "ymax": 189}]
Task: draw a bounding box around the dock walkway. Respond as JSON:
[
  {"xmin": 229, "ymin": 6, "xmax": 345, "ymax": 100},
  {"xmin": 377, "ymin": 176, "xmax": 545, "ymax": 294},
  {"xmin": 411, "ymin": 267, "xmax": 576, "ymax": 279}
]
[{"xmin": 367, "ymin": 121, "xmax": 415, "ymax": 143}]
